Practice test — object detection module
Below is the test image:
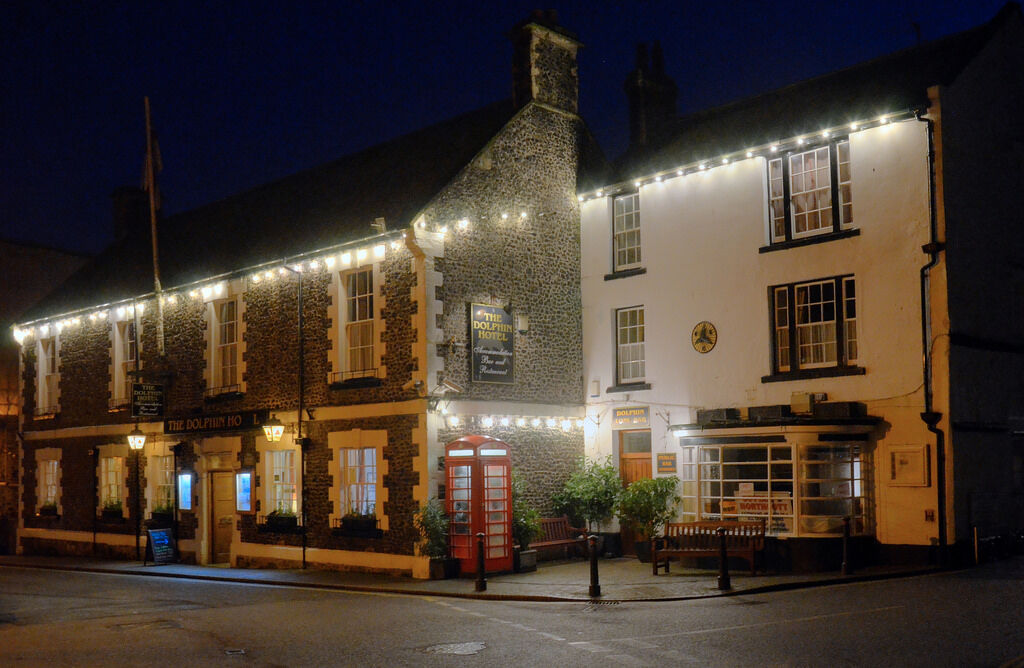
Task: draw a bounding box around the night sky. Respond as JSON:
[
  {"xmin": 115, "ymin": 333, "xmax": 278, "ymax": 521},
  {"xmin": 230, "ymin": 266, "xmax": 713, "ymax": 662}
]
[{"xmin": 1, "ymin": 0, "xmax": 1008, "ymax": 256}]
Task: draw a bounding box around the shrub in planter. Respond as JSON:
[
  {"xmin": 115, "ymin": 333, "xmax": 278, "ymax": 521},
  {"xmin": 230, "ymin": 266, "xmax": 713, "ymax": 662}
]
[
  {"xmin": 414, "ymin": 498, "xmax": 458, "ymax": 579},
  {"xmin": 552, "ymin": 456, "xmax": 620, "ymax": 533},
  {"xmin": 101, "ymin": 500, "xmax": 123, "ymax": 519},
  {"xmin": 617, "ymin": 476, "xmax": 681, "ymax": 562},
  {"xmin": 38, "ymin": 502, "xmax": 58, "ymax": 517},
  {"xmin": 265, "ymin": 509, "xmax": 298, "ymax": 531},
  {"xmin": 150, "ymin": 504, "xmax": 174, "ymax": 526},
  {"xmin": 512, "ymin": 472, "xmax": 542, "ymax": 551},
  {"xmin": 340, "ymin": 511, "xmax": 378, "ymax": 533}
]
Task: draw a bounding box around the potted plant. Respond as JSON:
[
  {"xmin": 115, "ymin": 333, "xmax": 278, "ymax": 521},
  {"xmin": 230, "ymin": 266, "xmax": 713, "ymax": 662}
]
[
  {"xmin": 617, "ymin": 476, "xmax": 681, "ymax": 562},
  {"xmin": 553, "ymin": 456, "xmax": 620, "ymax": 554},
  {"xmin": 150, "ymin": 503, "xmax": 174, "ymax": 527},
  {"xmin": 101, "ymin": 499, "xmax": 123, "ymax": 520},
  {"xmin": 512, "ymin": 472, "xmax": 542, "ymax": 573},
  {"xmin": 38, "ymin": 502, "xmax": 58, "ymax": 517},
  {"xmin": 414, "ymin": 498, "xmax": 458, "ymax": 579},
  {"xmin": 265, "ymin": 508, "xmax": 298, "ymax": 532}
]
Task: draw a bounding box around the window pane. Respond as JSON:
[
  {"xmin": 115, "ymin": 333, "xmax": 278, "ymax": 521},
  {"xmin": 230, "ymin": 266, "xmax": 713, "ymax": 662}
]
[{"xmin": 613, "ymin": 194, "xmax": 641, "ymax": 270}]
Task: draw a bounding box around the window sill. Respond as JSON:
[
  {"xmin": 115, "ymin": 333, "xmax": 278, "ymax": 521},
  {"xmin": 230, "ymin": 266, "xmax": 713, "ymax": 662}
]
[
  {"xmin": 606, "ymin": 382, "xmax": 652, "ymax": 394},
  {"xmin": 204, "ymin": 389, "xmax": 245, "ymax": 403},
  {"xmin": 759, "ymin": 228, "xmax": 859, "ymax": 253},
  {"xmin": 604, "ymin": 267, "xmax": 647, "ymax": 281},
  {"xmin": 761, "ymin": 366, "xmax": 866, "ymax": 383}
]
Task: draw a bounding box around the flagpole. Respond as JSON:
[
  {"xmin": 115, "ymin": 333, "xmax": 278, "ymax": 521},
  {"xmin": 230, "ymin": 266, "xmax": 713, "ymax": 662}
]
[{"xmin": 144, "ymin": 96, "xmax": 166, "ymax": 357}]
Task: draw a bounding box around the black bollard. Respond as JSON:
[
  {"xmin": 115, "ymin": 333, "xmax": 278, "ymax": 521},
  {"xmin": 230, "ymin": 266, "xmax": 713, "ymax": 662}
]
[
  {"xmin": 588, "ymin": 535, "xmax": 601, "ymax": 598},
  {"xmin": 717, "ymin": 526, "xmax": 731, "ymax": 590},
  {"xmin": 475, "ymin": 532, "xmax": 487, "ymax": 592},
  {"xmin": 841, "ymin": 516, "xmax": 852, "ymax": 576}
]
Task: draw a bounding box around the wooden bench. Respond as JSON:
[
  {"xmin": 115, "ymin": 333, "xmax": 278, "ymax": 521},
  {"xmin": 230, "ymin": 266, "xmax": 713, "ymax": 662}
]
[
  {"xmin": 530, "ymin": 516, "xmax": 586, "ymax": 558},
  {"xmin": 652, "ymin": 519, "xmax": 766, "ymax": 575}
]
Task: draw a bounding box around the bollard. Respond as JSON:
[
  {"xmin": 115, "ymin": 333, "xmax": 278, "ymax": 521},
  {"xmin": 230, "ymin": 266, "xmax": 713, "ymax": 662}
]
[
  {"xmin": 475, "ymin": 532, "xmax": 487, "ymax": 592},
  {"xmin": 841, "ymin": 516, "xmax": 852, "ymax": 576},
  {"xmin": 717, "ymin": 526, "xmax": 731, "ymax": 590},
  {"xmin": 588, "ymin": 535, "xmax": 601, "ymax": 598}
]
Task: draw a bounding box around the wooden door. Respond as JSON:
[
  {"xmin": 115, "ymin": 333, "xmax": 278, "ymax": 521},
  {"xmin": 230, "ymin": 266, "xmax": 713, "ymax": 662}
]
[
  {"xmin": 211, "ymin": 471, "xmax": 234, "ymax": 563},
  {"xmin": 619, "ymin": 430, "xmax": 652, "ymax": 555}
]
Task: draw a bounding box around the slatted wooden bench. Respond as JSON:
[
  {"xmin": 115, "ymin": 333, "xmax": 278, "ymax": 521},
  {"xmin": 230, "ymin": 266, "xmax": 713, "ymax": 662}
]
[
  {"xmin": 652, "ymin": 519, "xmax": 766, "ymax": 575},
  {"xmin": 530, "ymin": 516, "xmax": 587, "ymax": 558}
]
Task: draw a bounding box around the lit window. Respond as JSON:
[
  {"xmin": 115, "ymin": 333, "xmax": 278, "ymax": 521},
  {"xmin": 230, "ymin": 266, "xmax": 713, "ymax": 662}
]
[
  {"xmin": 615, "ymin": 306, "xmax": 645, "ymax": 384},
  {"xmin": 178, "ymin": 473, "xmax": 193, "ymax": 510},
  {"xmin": 112, "ymin": 320, "xmax": 138, "ymax": 408},
  {"xmin": 217, "ymin": 299, "xmax": 238, "ymax": 388},
  {"xmin": 35, "ymin": 336, "xmax": 59, "ymax": 416},
  {"xmin": 345, "ymin": 268, "xmax": 374, "ymax": 378},
  {"xmin": 268, "ymin": 450, "xmax": 297, "ymax": 514},
  {"xmin": 37, "ymin": 457, "xmax": 60, "ymax": 511},
  {"xmin": 153, "ymin": 455, "xmax": 174, "ymax": 512},
  {"xmin": 768, "ymin": 140, "xmax": 852, "ymax": 243},
  {"xmin": 236, "ymin": 471, "xmax": 252, "ymax": 512},
  {"xmin": 341, "ymin": 447, "xmax": 376, "ymax": 516},
  {"xmin": 771, "ymin": 276, "xmax": 857, "ymax": 374},
  {"xmin": 613, "ymin": 193, "xmax": 641, "ymax": 271},
  {"xmin": 100, "ymin": 456, "xmax": 124, "ymax": 513}
]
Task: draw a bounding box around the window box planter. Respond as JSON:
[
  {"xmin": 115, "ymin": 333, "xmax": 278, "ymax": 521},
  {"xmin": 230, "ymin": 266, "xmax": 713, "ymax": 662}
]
[
  {"xmin": 332, "ymin": 515, "xmax": 383, "ymax": 538},
  {"xmin": 259, "ymin": 512, "xmax": 300, "ymax": 533},
  {"xmin": 101, "ymin": 508, "xmax": 124, "ymax": 521},
  {"xmin": 38, "ymin": 505, "xmax": 59, "ymax": 517},
  {"xmin": 148, "ymin": 511, "xmax": 175, "ymax": 529}
]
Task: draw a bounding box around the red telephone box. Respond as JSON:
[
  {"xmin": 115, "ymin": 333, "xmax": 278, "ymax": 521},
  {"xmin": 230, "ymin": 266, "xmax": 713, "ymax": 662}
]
[{"xmin": 445, "ymin": 435, "xmax": 513, "ymax": 574}]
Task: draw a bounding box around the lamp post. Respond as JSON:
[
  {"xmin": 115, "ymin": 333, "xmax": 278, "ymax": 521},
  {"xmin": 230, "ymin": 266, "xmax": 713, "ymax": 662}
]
[{"xmin": 127, "ymin": 425, "xmax": 146, "ymax": 561}]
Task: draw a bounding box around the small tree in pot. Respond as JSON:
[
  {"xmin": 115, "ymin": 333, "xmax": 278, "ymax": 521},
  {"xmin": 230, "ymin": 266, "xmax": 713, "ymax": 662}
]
[
  {"xmin": 617, "ymin": 476, "xmax": 681, "ymax": 562},
  {"xmin": 414, "ymin": 498, "xmax": 459, "ymax": 579},
  {"xmin": 512, "ymin": 472, "xmax": 542, "ymax": 572},
  {"xmin": 553, "ymin": 456, "xmax": 620, "ymax": 533}
]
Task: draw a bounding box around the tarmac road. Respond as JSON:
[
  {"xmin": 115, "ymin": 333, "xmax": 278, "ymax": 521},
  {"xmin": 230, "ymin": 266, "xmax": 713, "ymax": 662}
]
[{"xmin": 1, "ymin": 557, "xmax": 1022, "ymax": 666}]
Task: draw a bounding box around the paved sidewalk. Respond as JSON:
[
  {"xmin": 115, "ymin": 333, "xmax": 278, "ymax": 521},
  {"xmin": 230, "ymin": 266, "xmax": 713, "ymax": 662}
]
[{"xmin": 0, "ymin": 554, "xmax": 939, "ymax": 602}]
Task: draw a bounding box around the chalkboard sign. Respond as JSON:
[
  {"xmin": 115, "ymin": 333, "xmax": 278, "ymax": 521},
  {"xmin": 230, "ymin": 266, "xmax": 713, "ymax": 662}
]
[{"xmin": 145, "ymin": 528, "xmax": 177, "ymax": 565}]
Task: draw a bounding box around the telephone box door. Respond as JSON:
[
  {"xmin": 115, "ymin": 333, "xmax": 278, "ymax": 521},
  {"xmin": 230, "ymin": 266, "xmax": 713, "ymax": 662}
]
[{"xmin": 445, "ymin": 435, "xmax": 513, "ymax": 574}]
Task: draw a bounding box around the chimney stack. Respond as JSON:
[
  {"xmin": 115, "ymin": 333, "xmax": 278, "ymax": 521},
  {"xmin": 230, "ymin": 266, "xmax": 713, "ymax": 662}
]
[
  {"xmin": 510, "ymin": 10, "xmax": 582, "ymax": 113},
  {"xmin": 624, "ymin": 41, "xmax": 678, "ymax": 151},
  {"xmin": 111, "ymin": 186, "xmax": 148, "ymax": 241}
]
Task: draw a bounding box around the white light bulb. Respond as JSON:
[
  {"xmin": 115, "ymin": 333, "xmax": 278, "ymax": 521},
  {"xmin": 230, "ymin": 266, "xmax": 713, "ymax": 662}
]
[
  {"xmin": 516, "ymin": 418, "xmax": 526, "ymax": 427},
  {"xmin": 356, "ymin": 248, "xmax": 368, "ymax": 261},
  {"xmin": 482, "ymin": 417, "xmax": 494, "ymax": 428},
  {"xmin": 519, "ymin": 212, "xmax": 526, "ymax": 219},
  {"xmin": 850, "ymin": 122, "xmax": 859, "ymax": 130},
  {"xmin": 546, "ymin": 418, "xmax": 556, "ymax": 428},
  {"xmin": 531, "ymin": 418, "xmax": 540, "ymax": 427},
  {"xmin": 325, "ymin": 256, "xmax": 336, "ymax": 269},
  {"xmin": 797, "ymin": 138, "xmax": 805, "ymax": 145},
  {"xmin": 699, "ymin": 164, "xmax": 706, "ymax": 170},
  {"xmin": 634, "ymin": 181, "xmax": 641, "ymax": 187},
  {"xmin": 576, "ymin": 196, "xmax": 583, "ymax": 202},
  {"xmin": 560, "ymin": 419, "xmax": 571, "ymax": 431},
  {"xmin": 341, "ymin": 252, "xmax": 352, "ymax": 266},
  {"xmin": 449, "ymin": 416, "xmax": 460, "ymax": 427},
  {"xmin": 655, "ymin": 176, "xmax": 662, "ymax": 182},
  {"xmin": 252, "ymin": 273, "xmax": 261, "ymax": 283},
  {"xmin": 722, "ymin": 158, "xmax": 729, "ymax": 164},
  {"xmin": 822, "ymin": 130, "xmax": 830, "ymax": 138},
  {"xmin": 771, "ymin": 144, "xmax": 778, "ymax": 152},
  {"xmin": 168, "ymin": 296, "xmax": 176, "ymax": 305},
  {"xmin": 746, "ymin": 151, "xmax": 753, "ymax": 158},
  {"xmin": 500, "ymin": 417, "xmax": 509, "ymax": 427},
  {"xmin": 596, "ymin": 191, "xmax": 603, "ymax": 197},
  {"xmin": 459, "ymin": 219, "xmax": 469, "ymax": 229},
  {"xmin": 676, "ymin": 169, "xmax": 683, "ymax": 176},
  {"xmin": 201, "ymin": 286, "xmax": 212, "ymax": 299},
  {"xmin": 374, "ymin": 244, "xmax": 385, "ymax": 258},
  {"xmin": 502, "ymin": 212, "xmax": 509, "ymax": 219},
  {"xmin": 439, "ymin": 225, "xmax": 448, "ymax": 235},
  {"xmin": 309, "ymin": 260, "xmax": 319, "ymax": 270}
]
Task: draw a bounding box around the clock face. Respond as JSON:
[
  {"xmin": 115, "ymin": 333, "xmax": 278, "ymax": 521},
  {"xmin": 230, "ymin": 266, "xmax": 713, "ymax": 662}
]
[{"xmin": 691, "ymin": 321, "xmax": 717, "ymax": 354}]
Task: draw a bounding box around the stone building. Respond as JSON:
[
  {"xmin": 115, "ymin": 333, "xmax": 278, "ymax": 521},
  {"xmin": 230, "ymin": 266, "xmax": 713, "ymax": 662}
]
[
  {"xmin": 0, "ymin": 240, "xmax": 89, "ymax": 554},
  {"xmin": 13, "ymin": 13, "xmax": 604, "ymax": 575},
  {"xmin": 580, "ymin": 5, "xmax": 1024, "ymax": 568}
]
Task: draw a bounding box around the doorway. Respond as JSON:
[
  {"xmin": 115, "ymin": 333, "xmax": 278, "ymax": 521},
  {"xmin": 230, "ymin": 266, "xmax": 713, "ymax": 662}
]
[
  {"xmin": 619, "ymin": 429, "xmax": 652, "ymax": 554},
  {"xmin": 210, "ymin": 471, "xmax": 234, "ymax": 564}
]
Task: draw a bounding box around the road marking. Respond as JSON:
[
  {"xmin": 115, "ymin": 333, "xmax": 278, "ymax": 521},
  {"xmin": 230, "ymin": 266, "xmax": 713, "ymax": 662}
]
[
  {"xmin": 618, "ymin": 639, "xmax": 659, "ymax": 649},
  {"xmin": 598, "ymin": 605, "xmax": 904, "ymax": 643},
  {"xmin": 569, "ymin": 641, "xmax": 612, "ymax": 653},
  {"xmin": 537, "ymin": 632, "xmax": 564, "ymax": 641},
  {"xmin": 606, "ymin": 654, "xmax": 647, "ymax": 666}
]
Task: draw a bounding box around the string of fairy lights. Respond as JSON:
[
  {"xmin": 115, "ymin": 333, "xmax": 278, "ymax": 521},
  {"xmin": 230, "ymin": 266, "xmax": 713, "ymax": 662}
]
[{"xmin": 438, "ymin": 411, "xmax": 585, "ymax": 431}]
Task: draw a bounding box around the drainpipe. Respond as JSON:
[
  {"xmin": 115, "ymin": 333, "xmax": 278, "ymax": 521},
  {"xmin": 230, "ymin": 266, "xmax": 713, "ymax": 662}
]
[{"xmin": 915, "ymin": 107, "xmax": 947, "ymax": 566}]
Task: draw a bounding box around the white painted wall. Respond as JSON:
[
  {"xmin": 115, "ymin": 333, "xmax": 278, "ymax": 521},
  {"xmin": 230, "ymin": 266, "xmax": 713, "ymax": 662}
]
[{"xmin": 582, "ymin": 120, "xmax": 940, "ymax": 546}]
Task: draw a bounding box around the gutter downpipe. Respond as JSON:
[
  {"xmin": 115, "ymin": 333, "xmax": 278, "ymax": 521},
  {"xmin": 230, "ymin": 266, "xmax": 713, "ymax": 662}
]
[{"xmin": 916, "ymin": 104, "xmax": 948, "ymax": 566}]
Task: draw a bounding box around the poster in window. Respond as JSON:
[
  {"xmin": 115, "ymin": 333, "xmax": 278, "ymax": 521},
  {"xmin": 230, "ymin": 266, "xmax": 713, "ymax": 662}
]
[{"xmin": 469, "ymin": 304, "xmax": 514, "ymax": 384}]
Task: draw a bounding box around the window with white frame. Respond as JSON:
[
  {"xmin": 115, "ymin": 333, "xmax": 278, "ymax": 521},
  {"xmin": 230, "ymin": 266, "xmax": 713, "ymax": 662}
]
[
  {"xmin": 152, "ymin": 455, "xmax": 174, "ymax": 513},
  {"xmin": 268, "ymin": 450, "xmax": 297, "ymax": 515},
  {"xmin": 100, "ymin": 456, "xmax": 124, "ymax": 513},
  {"xmin": 37, "ymin": 456, "xmax": 60, "ymax": 511},
  {"xmin": 768, "ymin": 140, "xmax": 852, "ymax": 243},
  {"xmin": 340, "ymin": 447, "xmax": 377, "ymax": 516},
  {"xmin": 112, "ymin": 320, "xmax": 138, "ymax": 407},
  {"xmin": 770, "ymin": 276, "xmax": 857, "ymax": 374},
  {"xmin": 215, "ymin": 299, "xmax": 238, "ymax": 389},
  {"xmin": 615, "ymin": 306, "xmax": 645, "ymax": 384},
  {"xmin": 35, "ymin": 335, "xmax": 59, "ymax": 415},
  {"xmin": 613, "ymin": 193, "xmax": 641, "ymax": 271},
  {"xmin": 344, "ymin": 268, "xmax": 374, "ymax": 378}
]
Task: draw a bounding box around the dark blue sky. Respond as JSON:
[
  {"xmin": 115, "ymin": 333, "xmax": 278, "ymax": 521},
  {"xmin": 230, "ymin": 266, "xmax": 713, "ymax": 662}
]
[{"xmin": 1, "ymin": 0, "xmax": 1008, "ymax": 256}]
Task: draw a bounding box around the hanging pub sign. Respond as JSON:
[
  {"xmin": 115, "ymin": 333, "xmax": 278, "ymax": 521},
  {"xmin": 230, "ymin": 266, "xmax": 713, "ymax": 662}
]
[
  {"xmin": 470, "ymin": 303, "xmax": 514, "ymax": 384},
  {"xmin": 132, "ymin": 383, "xmax": 165, "ymax": 418},
  {"xmin": 612, "ymin": 406, "xmax": 650, "ymax": 428},
  {"xmin": 164, "ymin": 409, "xmax": 268, "ymax": 435}
]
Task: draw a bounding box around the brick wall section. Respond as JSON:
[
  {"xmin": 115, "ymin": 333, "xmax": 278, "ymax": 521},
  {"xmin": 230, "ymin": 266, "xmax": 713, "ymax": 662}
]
[
  {"xmin": 427, "ymin": 103, "xmax": 584, "ymax": 406},
  {"xmin": 438, "ymin": 422, "xmax": 582, "ymax": 515},
  {"xmin": 238, "ymin": 413, "xmax": 420, "ymax": 555}
]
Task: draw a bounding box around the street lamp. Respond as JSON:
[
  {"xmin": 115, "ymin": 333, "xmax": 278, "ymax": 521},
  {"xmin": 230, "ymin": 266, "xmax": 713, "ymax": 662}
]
[{"xmin": 127, "ymin": 425, "xmax": 146, "ymax": 560}]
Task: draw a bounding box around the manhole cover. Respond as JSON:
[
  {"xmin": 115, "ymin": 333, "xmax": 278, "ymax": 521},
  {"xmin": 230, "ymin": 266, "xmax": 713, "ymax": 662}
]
[{"xmin": 423, "ymin": 642, "xmax": 486, "ymax": 655}]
